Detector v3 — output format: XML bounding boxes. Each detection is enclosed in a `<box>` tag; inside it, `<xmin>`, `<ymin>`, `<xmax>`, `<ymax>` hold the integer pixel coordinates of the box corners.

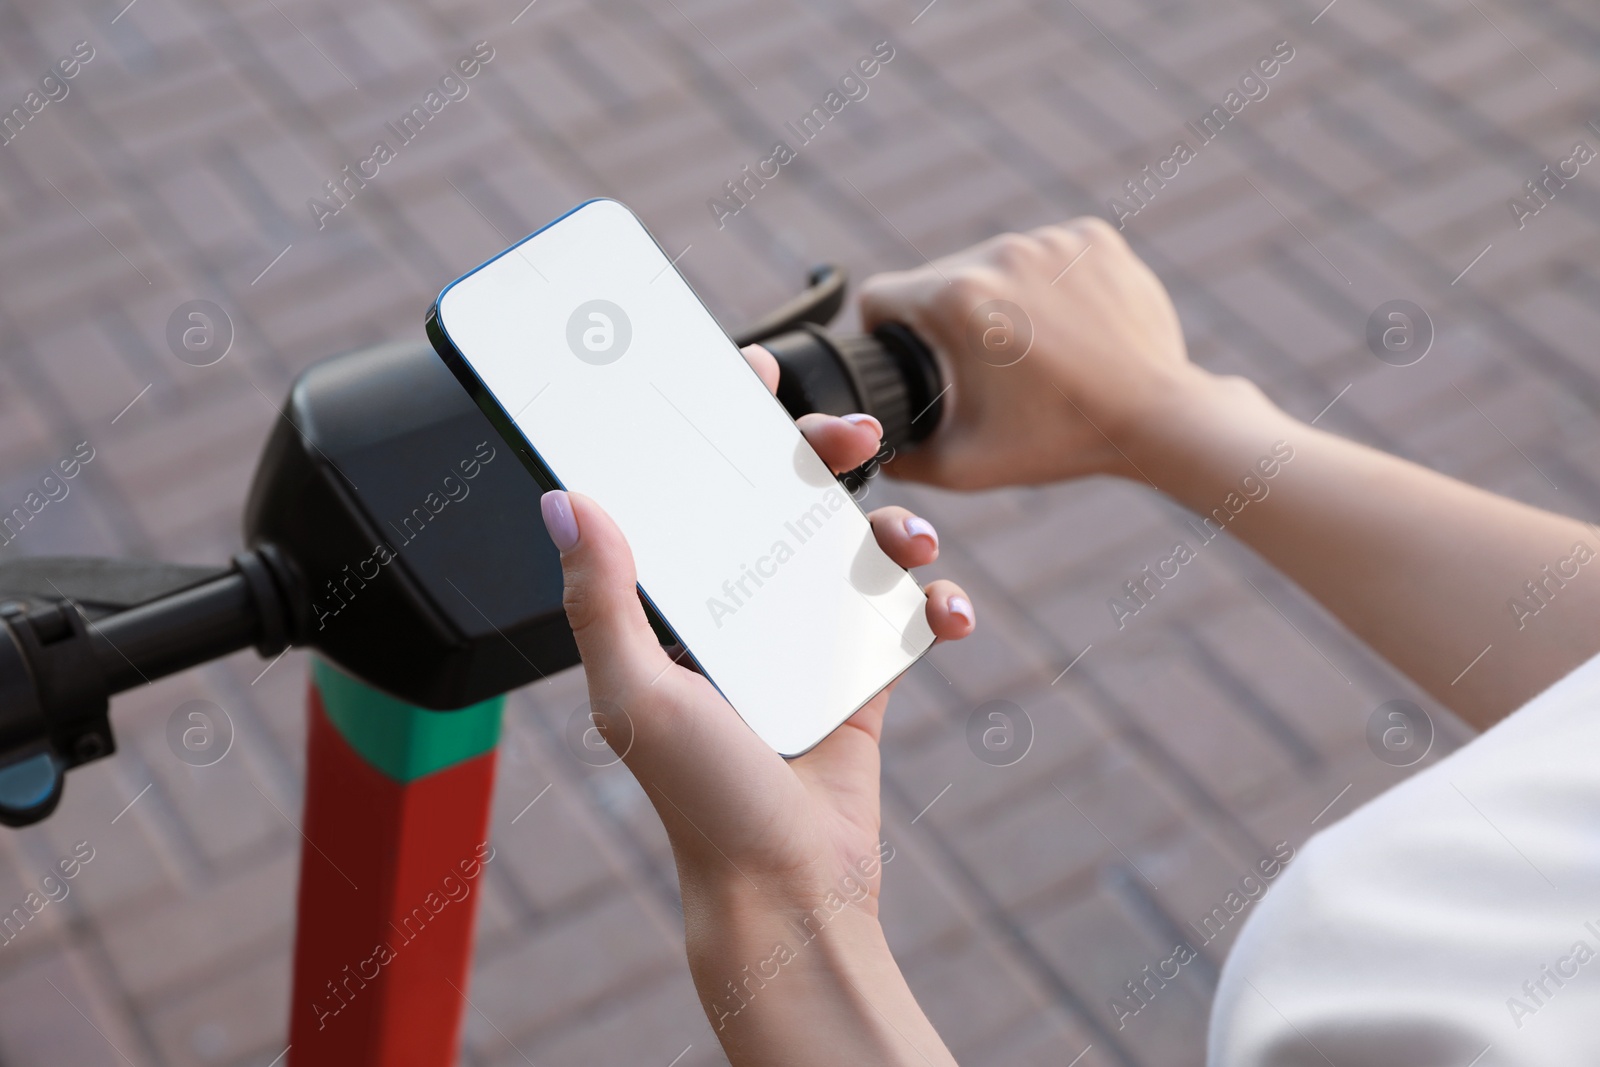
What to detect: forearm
<box><xmin>681</xmin><ymin>878</ymin><xmax>956</xmax><ymax>1067</ymax></box>
<box><xmin>1124</xmin><ymin>371</ymin><xmax>1600</xmax><ymax>730</ymax></box>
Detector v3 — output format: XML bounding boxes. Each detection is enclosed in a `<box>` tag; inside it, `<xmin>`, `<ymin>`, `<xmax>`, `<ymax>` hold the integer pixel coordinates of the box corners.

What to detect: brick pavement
<box><xmin>0</xmin><ymin>0</ymin><xmax>1597</xmax><ymax>1063</ymax></box>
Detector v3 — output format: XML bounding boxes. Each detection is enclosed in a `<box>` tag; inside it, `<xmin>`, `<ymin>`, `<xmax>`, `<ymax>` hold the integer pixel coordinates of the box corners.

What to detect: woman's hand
<box><xmin>859</xmin><ymin>221</ymin><xmax>1600</xmax><ymax>732</ymax></box>
<box><xmin>859</xmin><ymin>216</ymin><xmax>1203</xmax><ymax>490</ymax></box>
<box><xmin>539</xmin><ymin>344</ymin><xmax>968</xmax><ymax>1065</ymax></box>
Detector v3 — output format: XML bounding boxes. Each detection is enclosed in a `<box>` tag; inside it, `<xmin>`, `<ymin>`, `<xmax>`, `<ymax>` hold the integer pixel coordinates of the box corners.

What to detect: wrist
<box><xmin>681</xmin><ymin>871</ymin><xmax>886</xmax><ymax>966</ymax></box>
<box><xmin>683</xmin><ymin>881</ymin><xmax>908</xmax><ymax>1048</ymax></box>
<box><xmin>677</xmin><ymin>863</ymin><xmax>956</xmax><ymax>1065</ymax></box>
<box><xmin>1116</xmin><ymin>367</ymin><xmax>1295</xmax><ymax>504</ymax></box>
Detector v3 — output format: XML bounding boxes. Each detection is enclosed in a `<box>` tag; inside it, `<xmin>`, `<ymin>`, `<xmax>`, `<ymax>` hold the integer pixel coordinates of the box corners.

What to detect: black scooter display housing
<box><xmin>243</xmin><ymin>341</ymin><xmax>576</xmax><ymax>710</ymax></box>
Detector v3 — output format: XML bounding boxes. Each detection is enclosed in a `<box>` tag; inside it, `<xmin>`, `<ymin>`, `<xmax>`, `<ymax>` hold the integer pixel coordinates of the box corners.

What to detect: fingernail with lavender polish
<box><xmin>841</xmin><ymin>413</ymin><xmax>883</xmax><ymax>438</ymax></box>
<box><xmin>904</xmin><ymin>515</ymin><xmax>939</xmax><ymax>549</ymax></box>
<box><xmin>948</xmin><ymin>595</ymin><xmax>974</xmax><ymax>626</ymax></box>
<box><xmin>541</xmin><ymin>490</ymin><xmax>579</xmax><ymax>551</ymax></box>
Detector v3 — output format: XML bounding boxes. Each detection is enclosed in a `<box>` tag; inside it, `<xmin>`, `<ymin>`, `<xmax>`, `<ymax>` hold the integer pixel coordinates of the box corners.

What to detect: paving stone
<box><xmin>884</xmin><ymin>683</ymin><xmax>1106</xmax><ymax>834</ymax></box>
<box><xmin>99</xmin><ymin>851</ymin><xmax>296</xmax><ymax>1003</ymax></box>
<box><xmin>972</xmin><ymin>1005</ymin><xmax>1106</xmax><ymax>1067</ymax></box>
<box><xmin>0</xmin><ymin>945</ymin><xmax>150</xmax><ymax>1067</ymax></box>
<box><xmin>145</xmin><ymin>950</ymin><xmax>291</xmax><ymax>1067</ymax></box>
<box><xmin>488</xmin><ymin>741</ymin><xmax>637</xmax><ymax>916</ymax></box>
<box><xmin>495</xmin><ymin>971</ymin><xmax>717</xmax><ymax>1067</ymax></box>
<box><xmin>1026</xmin><ymin>884</ymin><xmax>1212</xmax><ymax>1067</ymax></box>
<box><xmin>25</xmin><ymin>755</ymin><xmax>185</xmax><ymax>922</ymax></box>
<box><xmin>1088</xmin><ymin>644</ymin><xmax>1300</xmax><ymax>807</ymax></box>
<box><xmin>876</xmin><ymin>827</ymin><xmax>983</xmax><ymax>960</ymax></box>
<box><xmin>462</xmin><ymin>888</ymin><xmax>682</xmax><ymax>1054</ymax></box>
<box><xmin>0</xmin><ymin>832</ymin><xmax>78</xmax><ymax>958</ymax></box>
<box><xmin>937</xmin><ymin>738</ymin><xmax>1195</xmax><ymax>916</ymax></box>
<box><xmin>903</xmin><ymin>926</ymin><xmax>1055</xmax><ymax>1057</ymax></box>
<box><xmin>1190</xmin><ymin>600</ymin><xmax>1388</xmax><ymax>751</ymax></box>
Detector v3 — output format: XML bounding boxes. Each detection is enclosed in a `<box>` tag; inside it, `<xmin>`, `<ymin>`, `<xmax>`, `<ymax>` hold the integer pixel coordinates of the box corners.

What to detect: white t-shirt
<box><xmin>1211</xmin><ymin>652</ymin><xmax>1600</xmax><ymax>1067</ymax></box>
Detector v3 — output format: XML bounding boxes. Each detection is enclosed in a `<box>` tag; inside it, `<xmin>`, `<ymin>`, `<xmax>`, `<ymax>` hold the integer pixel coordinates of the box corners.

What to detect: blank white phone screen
<box><xmin>434</xmin><ymin>199</ymin><xmax>934</xmax><ymax>756</ymax></box>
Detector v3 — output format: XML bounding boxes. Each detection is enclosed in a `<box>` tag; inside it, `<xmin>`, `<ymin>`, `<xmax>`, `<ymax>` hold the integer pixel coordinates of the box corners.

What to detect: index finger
<box><xmin>741</xmin><ymin>343</ymin><xmax>780</xmax><ymax>394</ymax></box>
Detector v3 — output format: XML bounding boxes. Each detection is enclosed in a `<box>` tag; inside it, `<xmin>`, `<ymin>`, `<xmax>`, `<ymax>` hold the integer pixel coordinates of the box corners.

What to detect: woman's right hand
<box><xmin>859</xmin><ymin>216</ymin><xmax>1207</xmax><ymax>490</ymax></box>
<box><xmin>868</xmin><ymin>222</ymin><xmax>1600</xmax><ymax>733</ymax></box>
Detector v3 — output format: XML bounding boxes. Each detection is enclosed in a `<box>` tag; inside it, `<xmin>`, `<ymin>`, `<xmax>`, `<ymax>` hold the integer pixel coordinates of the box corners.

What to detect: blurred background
<box><xmin>0</xmin><ymin>0</ymin><xmax>1597</xmax><ymax>1063</ymax></box>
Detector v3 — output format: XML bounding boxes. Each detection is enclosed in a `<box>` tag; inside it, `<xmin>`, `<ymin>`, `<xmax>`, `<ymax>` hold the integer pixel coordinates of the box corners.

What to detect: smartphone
<box><xmin>426</xmin><ymin>199</ymin><xmax>934</xmax><ymax>756</ymax></box>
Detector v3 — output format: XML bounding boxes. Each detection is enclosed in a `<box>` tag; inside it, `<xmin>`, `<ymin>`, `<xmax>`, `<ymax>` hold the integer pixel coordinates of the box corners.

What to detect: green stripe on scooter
<box><xmin>310</xmin><ymin>658</ymin><xmax>503</xmax><ymax>783</ymax></box>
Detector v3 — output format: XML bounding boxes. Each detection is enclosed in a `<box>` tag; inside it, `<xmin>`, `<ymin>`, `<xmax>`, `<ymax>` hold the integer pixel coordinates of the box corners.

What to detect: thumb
<box><xmin>541</xmin><ymin>490</ymin><xmax>668</xmax><ymax>695</ymax></box>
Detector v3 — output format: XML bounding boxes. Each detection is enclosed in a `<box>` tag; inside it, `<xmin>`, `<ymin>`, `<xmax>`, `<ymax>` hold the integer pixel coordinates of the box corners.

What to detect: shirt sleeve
<box><xmin>1208</xmin><ymin>653</ymin><xmax>1600</xmax><ymax>1067</ymax></box>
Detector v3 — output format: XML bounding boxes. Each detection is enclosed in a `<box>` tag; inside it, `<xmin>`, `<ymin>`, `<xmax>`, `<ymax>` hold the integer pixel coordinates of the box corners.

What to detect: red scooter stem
<box><xmin>288</xmin><ymin>659</ymin><xmax>503</xmax><ymax>1064</ymax></box>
